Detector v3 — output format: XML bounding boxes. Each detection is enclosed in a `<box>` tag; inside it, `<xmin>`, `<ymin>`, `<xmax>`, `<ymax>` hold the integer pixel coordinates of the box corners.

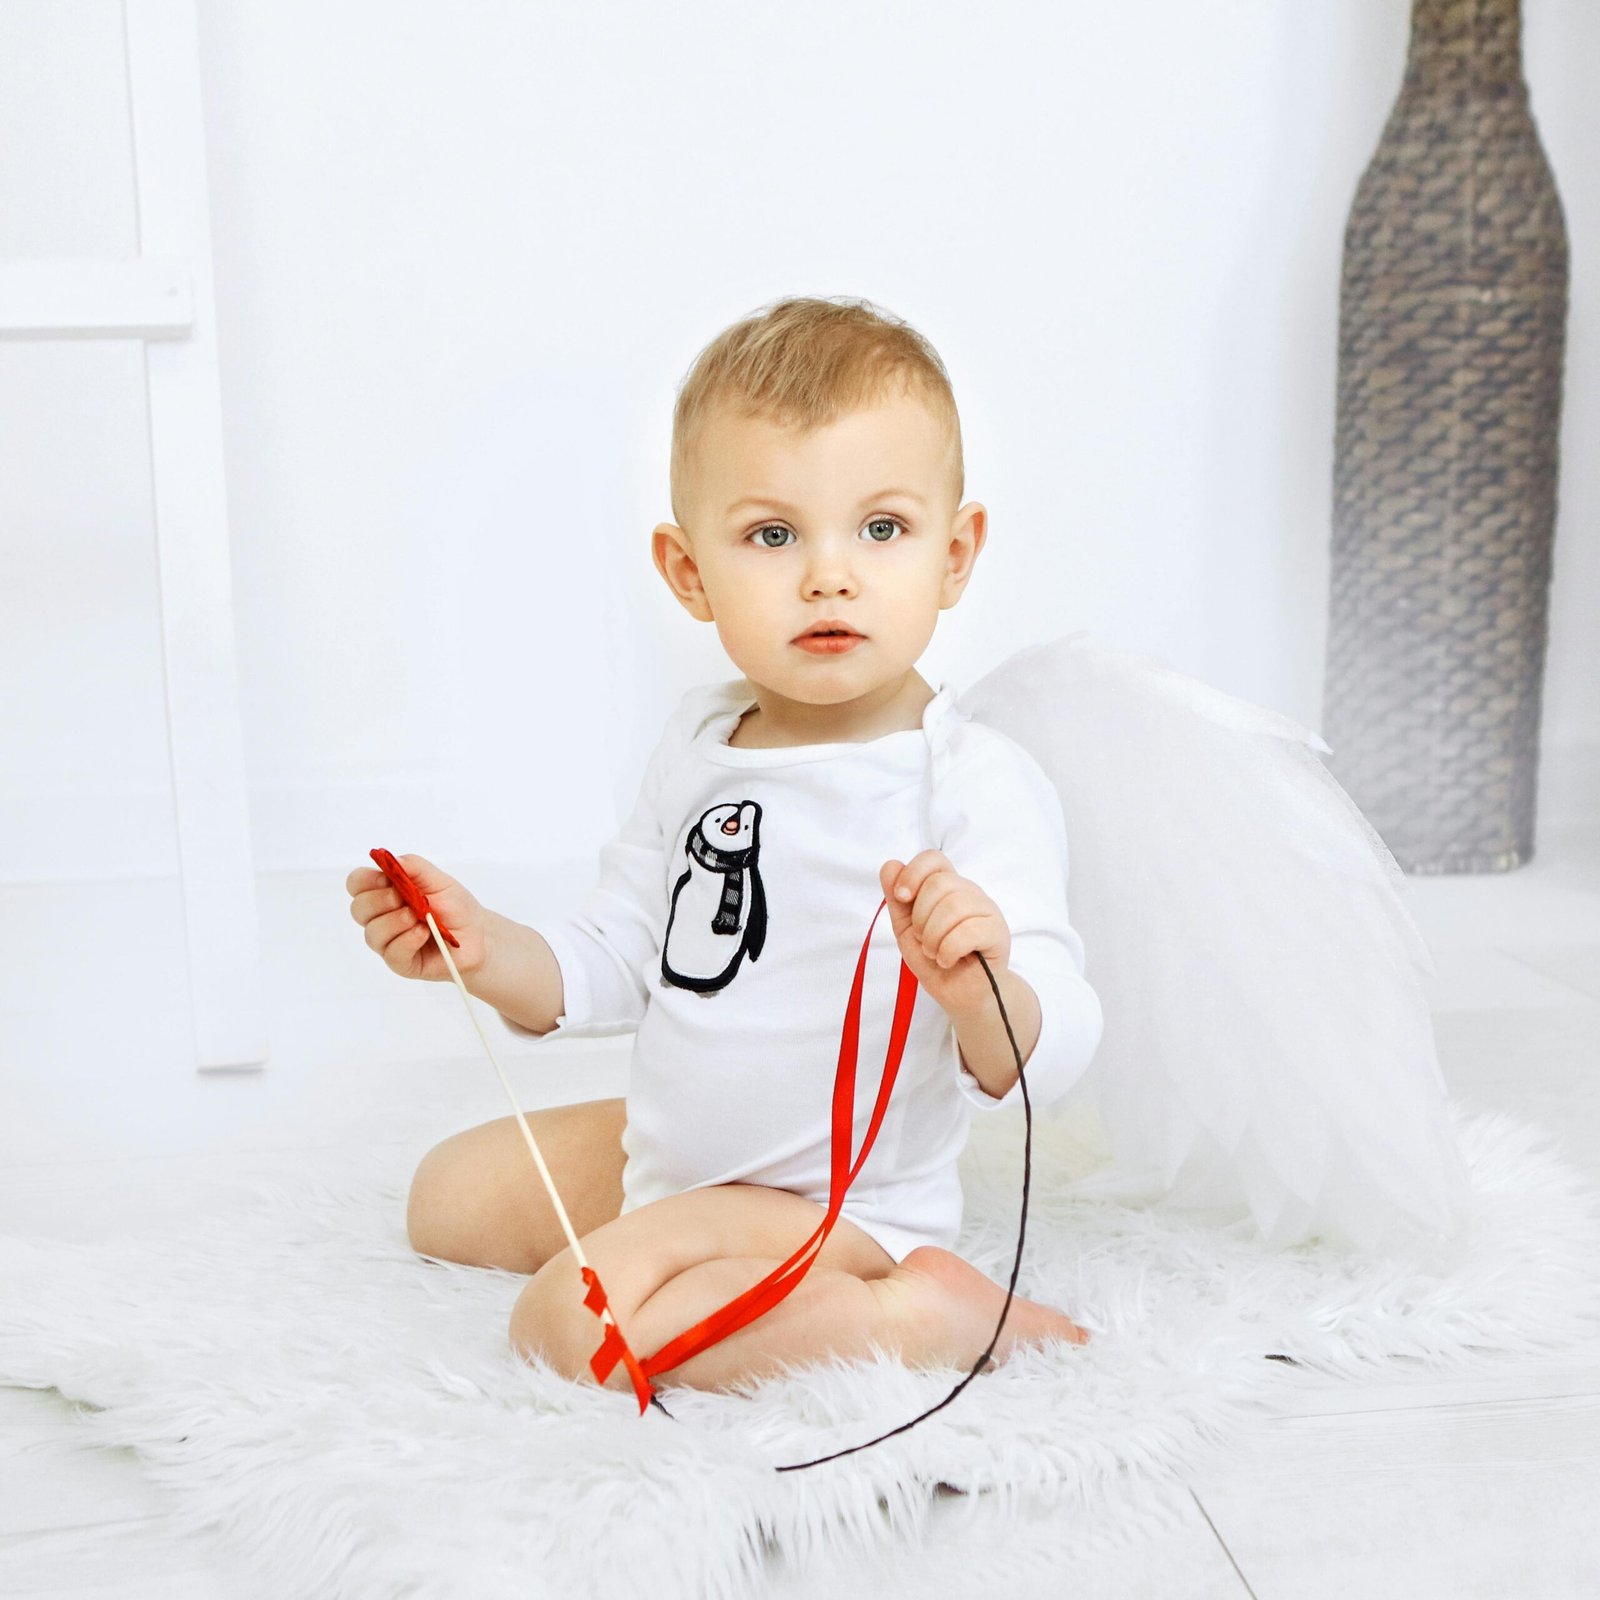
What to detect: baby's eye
<box><xmin>746</xmin><ymin>517</ymin><xmax>906</xmax><ymax>549</ymax></box>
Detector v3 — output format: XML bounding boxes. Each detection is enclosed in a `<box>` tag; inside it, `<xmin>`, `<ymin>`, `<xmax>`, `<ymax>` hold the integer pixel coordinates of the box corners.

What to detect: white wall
<box><xmin>2</xmin><ymin>0</ymin><xmax>1596</xmax><ymax>887</ymax></box>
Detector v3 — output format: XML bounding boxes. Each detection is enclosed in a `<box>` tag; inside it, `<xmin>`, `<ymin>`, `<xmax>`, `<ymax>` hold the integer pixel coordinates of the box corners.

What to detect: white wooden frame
<box><xmin>0</xmin><ymin>0</ymin><xmax>267</xmax><ymax>1069</ymax></box>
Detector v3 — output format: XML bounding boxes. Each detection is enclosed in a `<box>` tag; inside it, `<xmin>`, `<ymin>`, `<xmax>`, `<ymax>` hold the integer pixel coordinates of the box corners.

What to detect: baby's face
<box><xmin>653</xmin><ymin>387</ymin><xmax>985</xmax><ymax>711</ymax></box>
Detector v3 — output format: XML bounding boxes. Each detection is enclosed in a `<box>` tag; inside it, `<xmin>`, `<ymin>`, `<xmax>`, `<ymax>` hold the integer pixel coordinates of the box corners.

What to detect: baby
<box><xmin>347</xmin><ymin>295</ymin><xmax>1105</xmax><ymax>1395</ymax></box>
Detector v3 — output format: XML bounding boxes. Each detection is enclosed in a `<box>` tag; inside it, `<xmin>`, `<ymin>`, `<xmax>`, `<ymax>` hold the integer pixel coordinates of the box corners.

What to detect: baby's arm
<box><xmin>907</xmin><ymin>731</ymin><xmax>1105</xmax><ymax>1113</ymax></box>
<box><xmin>460</xmin><ymin>917</ymin><xmax>567</xmax><ymax>1034</ymax></box>
<box><xmin>346</xmin><ymin>854</ymin><xmax>566</xmax><ymax>1035</ymax></box>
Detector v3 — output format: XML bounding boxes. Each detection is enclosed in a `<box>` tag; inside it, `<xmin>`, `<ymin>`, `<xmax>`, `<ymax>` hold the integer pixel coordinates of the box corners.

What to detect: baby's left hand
<box><xmin>880</xmin><ymin>852</ymin><xmax>1011</xmax><ymax>1018</ymax></box>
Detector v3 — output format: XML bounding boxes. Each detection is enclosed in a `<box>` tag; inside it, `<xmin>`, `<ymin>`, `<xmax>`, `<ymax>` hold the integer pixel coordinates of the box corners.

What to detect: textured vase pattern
<box><xmin>1323</xmin><ymin>0</ymin><xmax>1568</xmax><ymax>873</ymax></box>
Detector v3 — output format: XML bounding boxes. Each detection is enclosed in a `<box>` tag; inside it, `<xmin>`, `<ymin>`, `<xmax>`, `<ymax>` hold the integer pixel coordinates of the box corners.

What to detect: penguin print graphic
<box><xmin>661</xmin><ymin>799</ymin><xmax>768</xmax><ymax>994</ymax></box>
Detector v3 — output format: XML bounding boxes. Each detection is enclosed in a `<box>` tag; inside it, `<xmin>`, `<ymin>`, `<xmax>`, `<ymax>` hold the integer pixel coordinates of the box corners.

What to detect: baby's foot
<box><xmin>888</xmin><ymin>1246</ymin><xmax>1090</xmax><ymax>1370</ymax></box>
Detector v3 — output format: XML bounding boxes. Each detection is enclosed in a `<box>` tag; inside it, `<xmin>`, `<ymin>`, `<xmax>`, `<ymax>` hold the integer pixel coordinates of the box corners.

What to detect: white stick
<box><xmin>425</xmin><ymin>912</ymin><xmax>610</xmax><ymax>1323</ymax></box>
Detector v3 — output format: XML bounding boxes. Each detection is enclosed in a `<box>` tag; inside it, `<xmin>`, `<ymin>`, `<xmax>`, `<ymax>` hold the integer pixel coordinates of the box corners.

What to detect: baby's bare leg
<box><xmin>640</xmin><ymin>1247</ymin><xmax>1093</xmax><ymax>1393</ymax></box>
<box><xmin>627</xmin><ymin>1255</ymin><xmax>913</xmax><ymax>1391</ymax></box>
<box><xmin>407</xmin><ymin>1096</ymin><xmax>627</xmax><ymax>1274</ymax></box>
<box><xmin>508</xmin><ymin>1181</ymin><xmax>902</xmax><ymax>1390</ymax></box>
<box><xmin>510</xmin><ymin>1181</ymin><xmax>1087</xmax><ymax>1396</ymax></box>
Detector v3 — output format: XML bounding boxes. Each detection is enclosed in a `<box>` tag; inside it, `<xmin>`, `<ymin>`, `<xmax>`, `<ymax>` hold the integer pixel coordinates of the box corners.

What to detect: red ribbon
<box><xmin>621</xmin><ymin>897</ymin><xmax>919</xmax><ymax>1384</ymax></box>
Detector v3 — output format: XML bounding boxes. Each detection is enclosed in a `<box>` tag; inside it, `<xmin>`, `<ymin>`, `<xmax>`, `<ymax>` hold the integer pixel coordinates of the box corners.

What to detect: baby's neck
<box><xmin>729</xmin><ymin>673</ymin><xmax>936</xmax><ymax>749</ymax></box>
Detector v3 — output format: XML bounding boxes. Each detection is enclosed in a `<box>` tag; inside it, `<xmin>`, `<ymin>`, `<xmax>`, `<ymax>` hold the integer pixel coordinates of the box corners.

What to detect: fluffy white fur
<box><xmin>2</xmin><ymin>1097</ymin><xmax>1597</xmax><ymax>1600</ymax></box>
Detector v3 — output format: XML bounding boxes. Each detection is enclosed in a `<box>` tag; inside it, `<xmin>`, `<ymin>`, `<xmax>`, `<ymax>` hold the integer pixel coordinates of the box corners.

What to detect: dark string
<box><xmin>643</xmin><ymin>948</ymin><xmax>1035</xmax><ymax>1473</ymax></box>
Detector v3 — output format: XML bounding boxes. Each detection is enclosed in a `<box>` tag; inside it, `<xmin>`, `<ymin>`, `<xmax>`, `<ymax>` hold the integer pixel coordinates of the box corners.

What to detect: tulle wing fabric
<box><xmin>956</xmin><ymin>631</ymin><xmax>1476</xmax><ymax>1254</ymax></box>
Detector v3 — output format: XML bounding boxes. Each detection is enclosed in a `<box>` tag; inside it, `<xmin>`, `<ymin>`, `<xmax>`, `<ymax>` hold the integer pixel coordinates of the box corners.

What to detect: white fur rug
<box><xmin>3</xmin><ymin>1097</ymin><xmax>1599</xmax><ymax>1600</ymax></box>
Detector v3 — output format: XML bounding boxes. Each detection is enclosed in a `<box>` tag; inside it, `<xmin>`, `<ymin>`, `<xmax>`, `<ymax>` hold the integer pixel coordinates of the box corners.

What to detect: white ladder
<box><xmin>0</xmin><ymin>0</ymin><xmax>266</xmax><ymax>1069</ymax></box>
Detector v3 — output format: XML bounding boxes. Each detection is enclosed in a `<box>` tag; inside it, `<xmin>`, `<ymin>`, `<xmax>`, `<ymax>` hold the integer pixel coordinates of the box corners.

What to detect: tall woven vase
<box><xmin>1322</xmin><ymin>0</ymin><xmax>1568</xmax><ymax>873</ymax></box>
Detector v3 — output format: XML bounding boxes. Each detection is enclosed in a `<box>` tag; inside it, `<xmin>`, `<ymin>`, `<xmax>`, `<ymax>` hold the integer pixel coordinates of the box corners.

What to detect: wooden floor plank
<box><xmin>0</xmin><ymin>1388</ymin><xmax>175</xmax><ymax>1539</ymax></box>
<box><xmin>0</xmin><ymin>1516</ymin><xmax>232</xmax><ymax>1598</ymax></box>
<box><xmin>761</xmin><ymin>1485</ymin><xmax>1256</xmax><ymax>1600</ymax></box>
<box><xmin>1193</xmin><ymin>1396</ymin><xmax>1600</xmax><ymax>1600</ymax></box>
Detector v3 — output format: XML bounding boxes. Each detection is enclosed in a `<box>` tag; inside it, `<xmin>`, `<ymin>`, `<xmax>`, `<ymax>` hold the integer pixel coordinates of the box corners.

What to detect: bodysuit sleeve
<box><xmin>499</xmin><ymin>687</ymin><xmax>713</xmax><ymax>1040</ymax></box>
<box><xmin>936</xmin><ymin>726</ymin><xmax>1104</xmax><ymax>1112</ymax></box>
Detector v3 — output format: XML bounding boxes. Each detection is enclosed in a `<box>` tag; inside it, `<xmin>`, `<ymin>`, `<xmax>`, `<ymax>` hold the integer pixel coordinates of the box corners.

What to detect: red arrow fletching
<box><xmin>369</xmin><ymin>847</ymin><xmax>460</xmax><ymax>948</ymax></box>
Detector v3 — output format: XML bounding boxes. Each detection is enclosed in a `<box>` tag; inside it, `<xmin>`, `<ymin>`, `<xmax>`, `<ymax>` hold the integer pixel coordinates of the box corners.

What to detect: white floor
<box><xmin>4</xmin><ymin>828</ymin><xmax>1600</xmax><ymax>1599</ymax></box>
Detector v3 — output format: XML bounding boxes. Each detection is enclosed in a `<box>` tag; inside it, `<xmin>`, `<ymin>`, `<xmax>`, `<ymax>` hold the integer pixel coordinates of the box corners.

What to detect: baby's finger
<box><xmin>892</xmin><ymin>849</ymin><xmax>953</xmax><ymax>906</ymax></box>
<box><xmin>908</xmin><ymin>872</ymin><xmax>962</xmax><ymax>940</ymax></box>
<box><xmin>395</xmin><ymin>853</ymin><xmax>453</xmax><ymax>896</ymax></box>
<box><xmin>917</xmin><ymin>891</ymin><xmax>973</xmax><ymax>953</ymax></box>
<box><xmin>383</xmin><ymin>920</ymin><xmax>433</xmax><ymax>972</ymax></box>
<box><xmin>346</xmin><ymin>866</ymin><xmax>388</xmax><ymax>897</ymax></box>
<box><xmin>349</xmin><ymin>886</ymin><xmax>401</xmax><ymax>926</ymax></box>
<box><xmin>363</xmin><ymin>904</ymin><xmax>418</xmax><ymax>954</ymax></box>
<box><xmin>930</xmin><ymin>913</ymin><xmax>985</xmax><ymax>968</ymax></box>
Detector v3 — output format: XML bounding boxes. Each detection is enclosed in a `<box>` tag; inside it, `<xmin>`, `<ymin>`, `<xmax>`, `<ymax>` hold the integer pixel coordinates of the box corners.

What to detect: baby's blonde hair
<box><xmin>669</xmin><ymin>294</ymin><xmax>964</xmax><ymax>530</ymax></box>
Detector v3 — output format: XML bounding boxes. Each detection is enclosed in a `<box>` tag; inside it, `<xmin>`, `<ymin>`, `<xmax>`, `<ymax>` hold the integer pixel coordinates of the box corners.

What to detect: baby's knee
<box><xmin>508</xmin><ymin>1248</ymin><xmax>588</xmax><ymax>1378</ymax></box>
<box><xmin>406</xmin><ymin>1137</ymin><xmax>477</xmax><ymax>1264</ymax></box>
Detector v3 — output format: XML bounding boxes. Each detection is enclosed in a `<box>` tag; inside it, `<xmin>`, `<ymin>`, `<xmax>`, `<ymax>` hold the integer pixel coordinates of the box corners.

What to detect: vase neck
<box><xmin>1405</xmin><ymin>0</ymin><xmax>1525</xmax><ymax>93</ymax></box>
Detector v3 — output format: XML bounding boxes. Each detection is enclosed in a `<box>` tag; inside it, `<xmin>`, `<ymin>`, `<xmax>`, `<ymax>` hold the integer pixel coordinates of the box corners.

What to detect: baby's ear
<box><xmin>651</xmin><ymin>525</ymin><xmax>713</xmax><ymax>619</ymax></box>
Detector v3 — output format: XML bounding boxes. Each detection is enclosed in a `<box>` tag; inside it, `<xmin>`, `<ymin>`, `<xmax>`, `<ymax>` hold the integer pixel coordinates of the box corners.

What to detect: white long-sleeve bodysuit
<box><xmin>506</xmin><ymin>677</ymin><xmax>1105</xmax><ymax>1266</ymax></box>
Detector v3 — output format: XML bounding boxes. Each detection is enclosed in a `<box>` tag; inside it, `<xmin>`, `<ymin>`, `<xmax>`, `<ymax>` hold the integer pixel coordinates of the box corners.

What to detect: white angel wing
<box><xmin>956</xmin><ymin>630</ymin><xmax>1476</xmax><ymax>1254</ymax></box>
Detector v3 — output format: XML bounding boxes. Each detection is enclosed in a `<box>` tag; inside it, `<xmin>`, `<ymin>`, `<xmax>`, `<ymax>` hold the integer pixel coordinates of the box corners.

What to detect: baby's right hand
<box><xmin>346</xmin><ymin>853</ymin><xmax>489</xmax><ymax>982</ymax></box>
